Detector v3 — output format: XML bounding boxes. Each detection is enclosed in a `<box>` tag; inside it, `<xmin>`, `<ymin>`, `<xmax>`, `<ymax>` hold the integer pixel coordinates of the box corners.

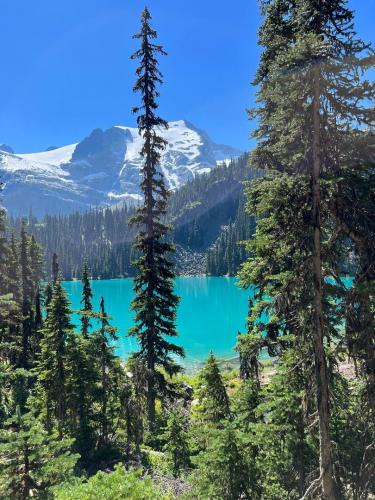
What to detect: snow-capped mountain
<box><xmin>0</xmin><ymin>120</ymin><xmax>241</xmax><ymax>216</ymax></box>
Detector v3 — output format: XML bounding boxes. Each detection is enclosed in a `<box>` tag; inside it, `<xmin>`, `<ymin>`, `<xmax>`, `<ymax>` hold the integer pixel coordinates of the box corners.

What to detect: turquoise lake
<box><xmin>63</xmin><ymin>277</ymin><xmax>250</xmax><ymax>366</ymax></box>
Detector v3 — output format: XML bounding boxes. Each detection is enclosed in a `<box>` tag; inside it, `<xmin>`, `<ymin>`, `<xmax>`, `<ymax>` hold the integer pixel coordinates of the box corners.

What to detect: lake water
<box><xmin>63</xmin><ymin>277</ymin><xmax>250</xmax><ymax>366</ymax></box>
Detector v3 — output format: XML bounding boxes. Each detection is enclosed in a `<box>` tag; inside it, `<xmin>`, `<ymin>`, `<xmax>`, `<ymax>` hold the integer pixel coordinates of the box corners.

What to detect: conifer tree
<box><xmin>0</xmin><ymin>408</ymin><xmax>78</xmax><ymax>499</ymax></box>
<box><xmin>19</xmin><ymin>222</ymin><xmax>33</xmax><ymax>374</ymax></box>
<box><xmin>52</xmin><ymin>252</ymin><xmax>59</xmax><ymax>283</ymax></box>
<box><xmin>29</xmin><ymin>236</ymin><xmax>43</xmax><ymax>291</ymax></box>
<box><xmin>233</xmin><ymin>378</ymin><xmax>261</xmax><ymax>434</ymax></box>
<box><xmin>0</xmin><ymin>190</ymin><xmax>19</xmax><ymax>421</ymax></box>
<box><xmin>121</xmin><ymin>359</ymin><xmax>147</xmax><ymax>461</ymax></box>
<box><xmin>7</xmin><ymin>234</ymin><xmax>21</xmax><ymax>305</ymax></box>
<box><xmin>0</xmin><ymin>193</ymin><xmax>12</xmax><ymax>329</ymax></box>
<box><xmin>28</xmin><ymin>236</ymin><xmax>44</xmax><ymax>360</ymax></box>
<box><xmin>65</xmin><ymin>331</ymin><xmax>96</xmax><ymax>466</ymax></box>
<box><xmin>80</xmin><ymin>262</ymin><xmax>93</xmax><ymax>337</ymax></box>
<box><xmin>94</xmin><ymin>296</ymin><xmax>118</xmax><ymax>447</ymax></box>
<box><xmin>246</xmin><ymin>1</ymin><xmax>374</xmax><ymax>497</ymax></box>
<box><xmin>0</xmin><ymin>187</ymin><xmax>9</xmax><ymax>293</ymax></box>
<box><xmin>193</xmin><ymin>422</ymin><xmax>251</xmax><ymax>499</ymax></box>
<box><xmin>34</xmin><ymin>287</ymin><xmax>42</xmax><ymax>333</ymax></box>
<box><xmin>60</xmin><ymin>276</ymin><xmax>98</xmax><ymax>466</ymax></box>
<box><xmin>198</xmin><ymin>353</ymin><xmax>230</xmax><ymax>424</ymax></box>
<box><xmin>254</xmin><ymin>351</ymin><xmax>314</xmax><ymax>498</ymax></box>
<box><xmin>44</xmin><ymin>253</ymin><xmax>60</xmax><ymax>311</ymax></box>
<box><xmin>163</xmin><ymin>409</ymin><xmax>191</xmax><ymax>477</ymax></box>
<box><xmin>44</xmin><ymin>282</ymin><xmax>53</xmax><ymax>309</ymax></box>
<box><xmin>35</xmin><ymin>280</ymin><xmax>73</xmax><ymax>437</ymax></box>
<box><xmin>129</xmin><ymin>7</ymin><xmax>184</xmax><ymax>429</ymax></box>
<box><xmin>334</xmin><ymin>166</ymin><xmax>375</xmax><ymax>419</ymax></box>
<box><xmin>14</xmin><ymin>222</ymin><xmax>36</xmax><ymax>409</ymax></box>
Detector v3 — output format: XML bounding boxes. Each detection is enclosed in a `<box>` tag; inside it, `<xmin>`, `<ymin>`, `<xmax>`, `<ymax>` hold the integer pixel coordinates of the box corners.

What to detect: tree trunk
<box><xmin>296</xmin><ymin>406</ymin><xmax>306</xmax><ymax>495</ymax></box>
<box><xmin>57</xmin><ymin>339</ymin><xmax>65</xmax><ymax>440</ymax></box>
<box><xmin>21</xmin><ymin>445</ymin><xmax>32</xmax><ymax>500</ymax></box>
<box><xmin>311</xmin><ymin>64</ymin><xmax>338</xmax><ymax>500</ymax></box>
<box><xmin>147</xmin><ymin>357</ymin><xmax>156</xmax><ymax>430</ymax></box>
<box><xmin>102</xmin><ymin>369</ymin><xmax>108</xmax><ymax>444</ymax></box>
<box><xmin>145</xmin><ymin>129</ymin><xmax>156</xmax><ymax>431</ymax></box>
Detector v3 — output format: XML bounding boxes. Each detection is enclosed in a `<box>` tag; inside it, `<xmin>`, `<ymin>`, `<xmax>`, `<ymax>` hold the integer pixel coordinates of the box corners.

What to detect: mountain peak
<box><xmin>0</xmin><ymin>144</ymin><xmax>14</xmax><ymax>154</ymax></box>
<box><xmin>0</xmin><ymin>121</ymin><xmax>242</xmax><ymax>217</ymax></box>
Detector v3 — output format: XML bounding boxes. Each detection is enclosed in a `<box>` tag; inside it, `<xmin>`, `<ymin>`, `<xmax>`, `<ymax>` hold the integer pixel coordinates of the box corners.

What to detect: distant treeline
<box><xmin>8</xmin><ymin>155</ymin><xmax>262</xmax><ymax>279</ymax></box>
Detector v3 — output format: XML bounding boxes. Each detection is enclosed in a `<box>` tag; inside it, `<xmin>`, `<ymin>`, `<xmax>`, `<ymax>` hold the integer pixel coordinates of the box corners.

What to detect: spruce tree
<box><xmin>129</xmin><ymin>7</ymin><xmax>184</xmax><ymax>430</ymax></box>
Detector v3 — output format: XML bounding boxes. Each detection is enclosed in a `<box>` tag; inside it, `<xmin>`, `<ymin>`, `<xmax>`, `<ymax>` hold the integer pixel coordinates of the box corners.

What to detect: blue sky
<box><xmin>0</xmin><ymin>0</ymin><xmax>373</xmax><ymax>153</ymax></box>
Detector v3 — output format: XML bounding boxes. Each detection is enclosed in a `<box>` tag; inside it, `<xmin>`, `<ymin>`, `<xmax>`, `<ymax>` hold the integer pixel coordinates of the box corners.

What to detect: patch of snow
<box><xmin>0</xmin><ymin>152</ymin><xmax>69</xmax><ymax>176</ymax></box>
<box><xmin>18</xmin><ymin>143</ymin><xmax>77</xmax><ymax>166</ymax></box>
<box><xmin>108</xmin><ymin>191</ymin><xmax>142</xmax><ymax>201</ymax></box>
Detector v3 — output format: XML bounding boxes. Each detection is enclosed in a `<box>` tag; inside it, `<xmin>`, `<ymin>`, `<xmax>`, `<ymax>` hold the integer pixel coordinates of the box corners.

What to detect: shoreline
<box><xmin>63</xmin><ymin>274</ymin><xmax>236</xmax><ymax>283</ymax></box>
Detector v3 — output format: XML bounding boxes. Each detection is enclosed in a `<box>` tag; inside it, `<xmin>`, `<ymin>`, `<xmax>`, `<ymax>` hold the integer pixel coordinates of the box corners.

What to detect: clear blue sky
<box><xmin>0</xmin><ymin>0</ymin><xmax>373</xmax><ymax>153</ymax></box>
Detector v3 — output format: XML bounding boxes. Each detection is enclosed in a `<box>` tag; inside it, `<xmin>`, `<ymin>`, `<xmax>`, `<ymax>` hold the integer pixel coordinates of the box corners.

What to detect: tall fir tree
<box><xmin>129</xmin><ymin>7</ymin><xmax>184</xmax><ymax>429</ymax></box>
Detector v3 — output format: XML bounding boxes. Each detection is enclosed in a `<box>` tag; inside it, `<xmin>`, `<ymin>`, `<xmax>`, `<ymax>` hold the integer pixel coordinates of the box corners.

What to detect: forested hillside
<box><xmin>8</xmin><ymin>154</ymin><xmax>261</xmax><ymax>279</ymax></box>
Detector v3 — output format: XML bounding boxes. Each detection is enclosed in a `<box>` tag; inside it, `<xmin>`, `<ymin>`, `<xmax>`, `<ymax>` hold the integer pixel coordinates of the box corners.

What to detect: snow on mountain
<box><xmin>18</xmin><ymin>143</ymin><xmax>77</xmax><ymax>166</ymax></box>
<box><xmin>0</xmin><ymin>120</ymin><xmax>241</xmax><ymax>217</ymax></box>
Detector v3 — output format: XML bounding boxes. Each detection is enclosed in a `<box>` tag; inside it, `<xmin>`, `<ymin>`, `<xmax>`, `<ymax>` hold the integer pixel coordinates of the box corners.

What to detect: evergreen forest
<box><xmin>0</xmin><ymin>2</ymin><xmax>374</xmax><ymax>499</ymax></box>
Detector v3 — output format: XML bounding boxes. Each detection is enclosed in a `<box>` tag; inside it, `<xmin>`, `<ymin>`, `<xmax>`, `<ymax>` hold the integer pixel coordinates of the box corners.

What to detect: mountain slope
<box><xmin>8</xmin><ymin>154</ymin><xmax>262</xmax><ymax>278</ymax></box>
<box><xmin>0</xmin><ymin>120</ymin><xmax>241</xmax><ymax>217</ymax></box>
